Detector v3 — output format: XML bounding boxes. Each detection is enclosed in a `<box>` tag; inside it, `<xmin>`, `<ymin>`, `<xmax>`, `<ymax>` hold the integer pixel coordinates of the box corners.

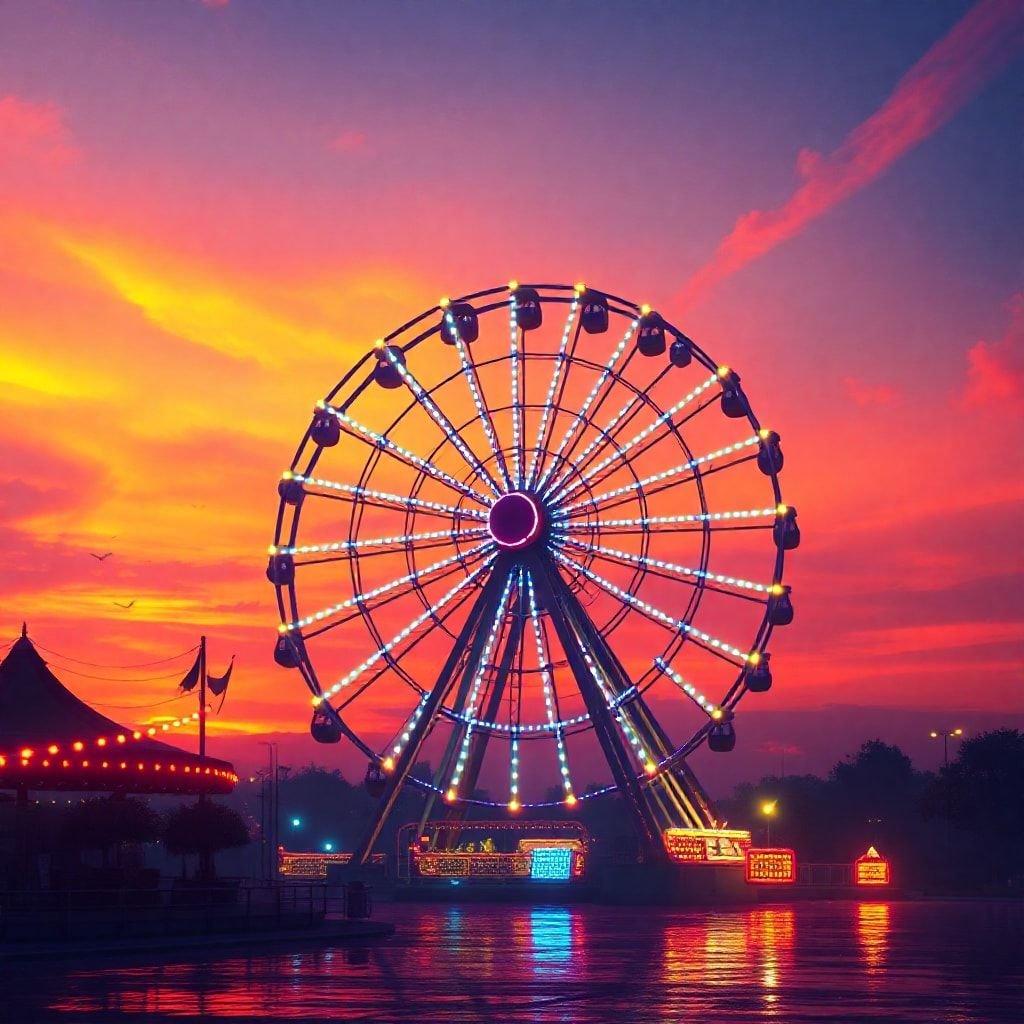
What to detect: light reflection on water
<box><xmin>13</xmin><ymin>900</ymin><xmax>1024</xmax><ymax>1023</ymax></box>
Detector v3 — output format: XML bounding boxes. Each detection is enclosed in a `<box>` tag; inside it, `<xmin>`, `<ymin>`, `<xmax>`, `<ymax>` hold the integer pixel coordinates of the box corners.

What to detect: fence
<box><xmin>0</xmin><ymin>882</ymin><xmax>346</xmax><ymax>943</ymax></box>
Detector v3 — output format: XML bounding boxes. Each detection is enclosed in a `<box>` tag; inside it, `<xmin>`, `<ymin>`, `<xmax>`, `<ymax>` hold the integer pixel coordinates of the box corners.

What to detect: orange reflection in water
<box><xmin>857</xmin><ymin>901</ymin><xmax>891</xmax><ymax>974</ymax></box>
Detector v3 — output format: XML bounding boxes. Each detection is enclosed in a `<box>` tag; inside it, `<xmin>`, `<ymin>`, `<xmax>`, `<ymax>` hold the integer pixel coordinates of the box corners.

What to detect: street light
<box><xmin>323</xmin><ymin>841</ymin><xmax>334</xmax><ymax>852</ymax></box>
<box><xmin>760</xmin><ymin>799</ymin><xmax>777</xmax><ymax>847</ymax></box>
<box><xmin>929</xmin><ymin>727</ymin><xmax>964</xmax><ymax>769</ymax></box>
<box><xmin>291</xmin><ymin>817</ymin><xmax>302</xmax><ymax>828</ymax></box>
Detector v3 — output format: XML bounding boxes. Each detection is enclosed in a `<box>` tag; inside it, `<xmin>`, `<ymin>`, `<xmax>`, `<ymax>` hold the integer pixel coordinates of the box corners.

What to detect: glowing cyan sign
<box><xmin>855</xmin><ymin>846</ymin><xmax>891</xmax><ymax>886</ymax></box>
<box><xmin>530</xmin><ymin>847</ymin><xmax>573</xmax><ymax>881</ymax></box>
<box><xmin>745</xmin><ymin>848</ymin><xmax>797</xmax><ymax>884</ymax></box>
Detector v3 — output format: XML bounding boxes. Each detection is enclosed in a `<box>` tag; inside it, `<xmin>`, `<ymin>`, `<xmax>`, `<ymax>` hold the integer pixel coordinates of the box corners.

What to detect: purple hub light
<box><xmin>488</xmin><ymin>491</ymin><xmax>544</xmax><ymax>551</ymax></box>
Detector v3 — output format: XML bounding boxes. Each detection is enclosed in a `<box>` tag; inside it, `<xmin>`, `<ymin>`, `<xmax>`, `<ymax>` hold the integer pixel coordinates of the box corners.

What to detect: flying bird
<box><xmin>113</xmin><ymin>600</ymin><xmax>136</xmax><ymax>610</ymax></box>
<box><xmin>90</xmin><ymin>552</ymin><xmax>114</xmax><ymax>561</ymax></box>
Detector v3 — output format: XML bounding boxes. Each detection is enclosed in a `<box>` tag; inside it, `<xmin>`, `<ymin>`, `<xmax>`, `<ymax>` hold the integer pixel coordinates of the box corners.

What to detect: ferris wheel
<box><xmin>267</xmin><ymin>282</ymin><xmax>798</xmax><ymax>859</ymax></box>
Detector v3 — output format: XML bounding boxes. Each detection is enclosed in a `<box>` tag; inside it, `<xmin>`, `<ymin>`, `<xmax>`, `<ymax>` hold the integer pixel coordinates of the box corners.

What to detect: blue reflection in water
<box><xmin>530</xmin><ymin>907</ymin><xmax>572</xmax><ymax>967</ymax></box>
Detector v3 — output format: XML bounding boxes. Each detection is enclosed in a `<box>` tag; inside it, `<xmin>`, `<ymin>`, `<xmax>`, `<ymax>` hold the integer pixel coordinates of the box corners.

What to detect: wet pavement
<box><xmin>6</xmin><ymin>899</ymin><xmax>1023</xmax><ymax>1023</ymax></box>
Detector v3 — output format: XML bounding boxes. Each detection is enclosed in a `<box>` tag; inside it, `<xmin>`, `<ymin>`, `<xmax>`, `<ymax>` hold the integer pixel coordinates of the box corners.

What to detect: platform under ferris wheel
<box><xmin>267</xmin><ymin>281</ymin><xmax>799</xmax><ymax>862</ymax></box>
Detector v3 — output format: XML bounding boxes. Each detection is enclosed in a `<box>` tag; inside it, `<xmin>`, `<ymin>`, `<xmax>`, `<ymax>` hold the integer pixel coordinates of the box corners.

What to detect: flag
<box><xmin>208</xmin><ymin>657</ymin><xmax>234</xmax><ymax>697</ymax></box>
<box><xmin>179</xmin><ymin>650</ymin><xmax>202</xmax><ymax>692</ymax></box>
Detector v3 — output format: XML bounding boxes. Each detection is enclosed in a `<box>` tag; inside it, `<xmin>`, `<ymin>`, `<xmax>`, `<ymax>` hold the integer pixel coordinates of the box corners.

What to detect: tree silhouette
<box><xmin>60</xmin><ymin>796</ymin><xmax>159</xmax><ymax>868</ymax></box>
<box><xmin>163</xmin><ymin>800</ymin><xmax>250</xmax><ymax>881</ymax></box>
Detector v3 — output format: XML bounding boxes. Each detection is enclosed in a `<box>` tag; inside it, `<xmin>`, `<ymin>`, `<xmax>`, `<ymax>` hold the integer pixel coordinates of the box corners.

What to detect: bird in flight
<box><xmin>90</xmin><ymin>552</ymin><xmax>114</xmax><ymax>561</ymax></box>
<box><xmin>113</xmin><ymin>600</ymin><xmax>136</xmax><ymax>610</ymax></box>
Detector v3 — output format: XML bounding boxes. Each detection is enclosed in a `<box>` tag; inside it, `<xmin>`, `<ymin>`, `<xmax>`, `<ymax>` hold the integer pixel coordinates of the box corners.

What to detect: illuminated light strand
<box><xmin>525</xmin><ymin>570</ymin><xmax>575</xmax><ymax>800</ymax></box>
<box><xmin>0</xmin><ymin>754</ymin><xmax>237</xmax><ymax>783</ymax></box>
<box><xmin>653</xmin><ymin>657</ymin><xmax>722</xmax><ymax>718</ymax></box>
<box><xmin>552</xmin><ymin>549</ymin><xmax>753</xmax><ymax>663</ymax></box>
<box><xmin>8</xmin><ymin>718</ymin><xmax>199</xmax><ymax>764</ymax></box>
<box><xmin>536</xmin><ymin>318</ymin><xmax>639</xmax><ymax>494</ymax></box>
<box><xmin>320</xmin><ymin>402</ymin><xmax>491</xmax><ymax>506</ymax></box>
<box><xmin>447</xmin><ymin>573</ymin><xmax>517</xmax><ymax>799</ymax></box>
<box><xmin>280</xmin><ymin>540</ymin><xmax>493</xmax><ymax>632</ymax></box>
<box><xmin>578</xmin><ymin>647</ymin><xmax>652</xmax><ymax>772</ymax></box>
<box><xmin>288</xmin><ymin>473</ymin><xmax>488</xmax><ymax>521</ymax></box>
<box><xmin>559</xmin><ymin>508</ymin><xmax>780</xmax><ymax>531</ymax></box>
<box><xmin>386</xmin><ymin>692</ymin><xmax>430</xmax><ymax>767</ymax></box>
<box><xmin>509</xmin><ymin>734</ymin><xmax>520</xmax><ymax>810</ymax></box>
<box><xmin>273</xmin><ymin>527</ymin><xmax>488</xmax><ymax>557</ymax></box>
<box><xmin>551</xmin><ymin>374</ymin><xmax>719</xmax><ymax>504</ymax></box>
<box><xmin>560</xmin><ymin>436</ymin><xmax>760</xmax><ymax>515</ymax></box>
<box><xmin>382</xmin><ymin>346</ymin><xmax>502</xmax><ymax>498</ymax></box>
<box><xmin>564</xmin><ymin>538</ymin><xmax>773</xmax><ymax>593</ymax></box>
<box><xmin>317</xmin><ymin>555</ymin><xmax>496</xmax><ymax>702</ymax></box>
<box><xmin>524</xmin><ymin>297</ymin><xmax>580</xmax><ymax>490</ymax></box>
<box><xmin>508</xmin><ymin>289</ymin><xmax>522</xmax><ymax>487</ymax></box>
<box><xmin>442</xmin><ymin>311</ymin><xmax>512</xmax><ymax>491</ymax></box>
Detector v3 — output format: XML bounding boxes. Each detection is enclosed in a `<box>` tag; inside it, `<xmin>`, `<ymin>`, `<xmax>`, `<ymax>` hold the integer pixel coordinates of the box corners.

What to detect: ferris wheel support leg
<box><xmin>528</xmin><ymin>556</ymin><xmax>663</xmax><ymax>855</ymax></box>
<box><xmin>350</xmin><ymin>563</ymin><xmax>512</xmax><ymax>865</ymax></box>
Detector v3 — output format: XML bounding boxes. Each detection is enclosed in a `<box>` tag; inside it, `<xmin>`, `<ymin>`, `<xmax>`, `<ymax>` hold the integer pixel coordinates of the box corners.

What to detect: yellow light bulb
<box><xmin>717</xmin><ymin>365</ymin><xmax>730</xmax><ymax>378</ymax></box>
<box><xmin>640</xmin><ymin>303</ymin><xmax>652</xmax><ymax>316</ymax></box>
<box><xmin>374</xmin><ymin>337</ymin><xmax>385</xmax><ymax>350</ymax></box>
<box><xmin>748</xmin><ymin>650</ymin><xmax>762</xmax><ymax>665</ymax></box>
<box><xmin>573</xmin><ymin>281</ymin><xmax>586</xmax><ymax>294</ymax></box>
<box><xmin>383</xmin><ymin>756</ymin><xmax>395</xmax><ymax>771</ymax></box>
<box><xmin>711</xmin><ymin>708</ymin><xmax>724</xmax><ymax>721</ymax></box>
<box><xmin>770</xmin><ymin>583</ymin><xmax>784</xmax><ymax>596</ymax></box>
<box><xmin>508</xmin><ymin>799</ymin><xmax>521</xmax><ymax>812</ymax></box>
<box><xmin>439</xmin><ymin>296</ymin><xmax>451</xmax><ymax>309</ymax></box>
<box><xmin>565</xmin><ymin>794</ymin><xmax>578</xmax><ymax>807</ymax></box>
<box><xmin>508</xmin><ymin>279</ymin><xmax>519</xmax><ymax>291</ymax></box>
<box><xmin>644</xmin><ymin>761</ymin><xmax>657</xmax><ymax>776</ymax></box>
<box><xmin>311</xmin><ymin>695</ymin><xmax>322</xmax><ymax>707</ymax></box>
<box><xmin>281</xmin><ymin>470</ymin><xmax>293</xmax><ymax>480</ymax></box>
<box><xmin>267</xmin><ymin>544</ymin><xmax>277</xmax><ymax>555</ymax></box>
<box><xmin>445</xmin><ymin>788</ymin><xmax>456</xmax><ymax>802</ymax></box>
<box><xmin>776</xmin><ymin>503</ymin><xmax>788</xmax><ymax>516</ymax></box>
<box><xmin>759</xmin><ymin>427</ymin><xmax>771</xmax><ymax>440</ymax></box>
<box><xmin>761</xmin><ymin>800</ymin><xmax>777</xmax><ymax>816</ymax></box>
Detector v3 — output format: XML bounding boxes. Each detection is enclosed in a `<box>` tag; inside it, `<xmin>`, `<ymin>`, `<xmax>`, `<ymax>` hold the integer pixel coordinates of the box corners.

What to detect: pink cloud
<box><xmin>673</xmin><ymin>0</ymin><xmax>1024</xmax><ymax>311</ymax></box>
<box><xmin>842</xmin><ymin>377</ymin><xmax>899</xmax><ymax>407</ymax></box>
<box><xmin>961</xmin><ymin>292</ymin><xmax>1024</xmax><ymax>414</ymax></box>
<box><xmin>328</xmin><ymin>130</ymin><xmax>368</xmax><ymax>155</ymax></box>
<box><xmin>0</xmin><ymin>95</ymin><xmax>78</xmax><ymax>170</ymax></box>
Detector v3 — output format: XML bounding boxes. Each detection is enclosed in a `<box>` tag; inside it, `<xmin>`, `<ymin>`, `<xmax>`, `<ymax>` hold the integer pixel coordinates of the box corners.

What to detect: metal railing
<box><xmin>0</xmin><ymin>882</ymin><xmax>349</xmax><ymax>943</ymax></box>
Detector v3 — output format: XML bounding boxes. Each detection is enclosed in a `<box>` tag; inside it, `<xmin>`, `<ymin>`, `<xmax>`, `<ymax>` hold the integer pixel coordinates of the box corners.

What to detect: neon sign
<box><xmin>855</xmin><ymin>846</ymin><xmax>891</xmax><ymax>886</ymax></box>
<box><xmin>745</xmin><ymin>848</ymin><xmax>796</xmax><ymax>884</ymax></box>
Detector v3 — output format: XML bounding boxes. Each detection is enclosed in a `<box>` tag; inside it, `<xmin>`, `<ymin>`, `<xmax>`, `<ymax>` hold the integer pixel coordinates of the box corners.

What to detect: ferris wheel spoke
<box><xmin>441</xmin><ymin>306</ymin><xmax>513</xmax><ymax>490</ymax></box>
<box><xmin>318</xmin><ymin>402</ymin><xmax>492</xmax><ymax>507</ymax></box>
<box><xmin>653</xmin><ymin>657</ymin><xmax>724</xmax><ymax>722</ymax></box>
<box><xmin>556</xmin><ymin>435</ymin><xmax>760</xmax><ymax>518</ymax></box>
<box><xmin>445</xmin><ymin>571</ymin><xmax>518</xmax><ymax>800</ymax></box>
<box><xmin>275</xmin><ymin>526</ymin><xmax>489</xmax><ymax>558</ymax></box>
<box><xmin>281</xmin><ymin>539</ymin><xmax>494</xmax><ymax>634</ymax></box>
<box><xmin>316</xmin><ymin>553</ymin><xmax>496</xmax><ymax>704</ymax></box>
<box><xmin>551</xmin><ymin>548</ymin><xmax>755</xmax><ymax>667</ymax></box>
<box><xmin>508</xmin><ymin>292</ymin><xmax>523</xmax><ymax>487</ymax></box>
<box><xmin>524</xmin><ymin>569</ymin><xmax>576</xmax><ymax>803</ymax></box>
<box><xmin>524</xmin><ymin>295</ymin><xmax>581</xmax><ymax>490</ymax></box>
<box><xmin>551</xmin><ymin>373</ymin><xmax>719</xmax><ymax>504</ymax></box>
<box><xmin>559</xmin><ymin>507</ymin><xmax>781</xmax><ymax>533</ymax></box>
<box><xmin>561</xmin><ymin>538</ymin><xmax>777</xmax><ymax>601</ymax></box>
<box><xmin>535</xmin><ymin>315</ymin><xmax>640</xmax><ymax>495</ymax></box>
<box><xmin>288</xmin><ymin>473</ymin><xmax>489</xmax><ymax>521</ymax></box>
<box><xmin>380</xmin><ymin>344</ymin><xmax>503</xmax><ymax>498</ymax></box>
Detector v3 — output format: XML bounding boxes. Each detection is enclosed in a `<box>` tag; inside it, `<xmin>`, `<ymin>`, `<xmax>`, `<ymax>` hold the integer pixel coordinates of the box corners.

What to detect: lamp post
<box><xmin>760</xmin><ymin>799</ymin><xmax>777</xmax><ymax>847</ymax></box>
<box><xmin>929</xmin><ymin>727</ymin><xmax>963</xmax><ymax>769</ymax></box>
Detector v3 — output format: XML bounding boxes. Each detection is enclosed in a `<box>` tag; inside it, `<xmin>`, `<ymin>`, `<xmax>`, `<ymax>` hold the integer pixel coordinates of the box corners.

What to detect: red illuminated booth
<box><xmin>0</xmin><ymin>631</ymin><xmax>237</xmax><ymax>796</ymax></box>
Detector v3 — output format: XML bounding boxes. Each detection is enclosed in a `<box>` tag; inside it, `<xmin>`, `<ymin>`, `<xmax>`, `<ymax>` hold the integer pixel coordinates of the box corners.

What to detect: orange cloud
<box><xmin>673</xmin><ymin>0</ymin><xmax>1024</xmax><ymax>311</ymax></box>
<box><xmin>961</xmin><ymin>292</ymin><xmax>1024</xmax><ymax>414</ymax></box>
<box><xmin>0</xmin><ymin>95</ymin><xmax>77</xmax><ymax>170</ymax></box>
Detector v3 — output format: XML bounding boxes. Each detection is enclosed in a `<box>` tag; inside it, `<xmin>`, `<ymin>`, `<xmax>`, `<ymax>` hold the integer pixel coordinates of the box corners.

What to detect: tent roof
<box><xmin>0</xmin><ymin>632</ymin><xmax>236</xmax><ymax>794</ymax></box>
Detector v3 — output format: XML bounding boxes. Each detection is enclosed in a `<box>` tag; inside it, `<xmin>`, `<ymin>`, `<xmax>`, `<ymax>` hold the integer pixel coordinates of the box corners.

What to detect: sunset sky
<box><xmin>1</xmin><ymin>0</ymin><xmax>1022</xmax><ymax>791</ymax></box>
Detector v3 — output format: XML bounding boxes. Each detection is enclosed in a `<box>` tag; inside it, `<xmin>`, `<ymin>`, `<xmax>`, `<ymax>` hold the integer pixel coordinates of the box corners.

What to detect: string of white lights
<box><xmin>653</xmin><ymin>657</ymin><xmax>723</xmax><ymax>719</ymax></box>
<box><xmin>535</xmin><ymin>317</ymin><xmax>640</xmax><ymax>494</ymax></box>
<box><xmin>280</xmin><ymin>540</ymin><xmax>493</xmax><ymax>632</ymax></box>
<box><xmin>382</xmin><ymin>344</ymin><xmax>502</xmax><ymax>498</ymax></box>
<box><xmin>446</xmin><ymin>572</ymin><xmax>517</xmax><ymax>800</ymax></box>
<box><xmin>558</xmin><ymin>435</ymin><xmax>760</xmax><ymax>516</ymax></box>
<box><xmin>552</xmin><ymin>549</ymin><xmax>754</xmax><ymax>664</ymax></box>
<box><xmin>558</xmin><ymin>507</ymin><xmax>782</xmax><ymax>532</ymax></box>
<box><xmin>383</xmin><ymin>692</ymin><xmax>430</xmax><ymax>769</ymax></box>
<box><xmin>563</xmin><ymin>538</ymin><xmax>774</xmax><ymax>594</ymax></box>
<box><xmin>286</xmin><ymin>472</ymin><xmax>489</xmax><ymax>520</ymax></box>
<box><xmin>579</xmin><ymin>647</ymin><xmax>654</xmax><ymax>775</ymax></box>
<box><xmin>315</xmin><ymin>555</ymin><xmax>496</xmax><ymax>704</ymax></box>
<box><xmin>508</xmin><ymin>734</ymin><xmax>520</xmax><ymax>810</ymax></box>
<box><xmin>524</xmin><ymin>294</ymin><xmax>580</xmax><ymax>489</ymax></box>
<box><xmin>319</xmin><ymin>401</ymin><xmax>491</xmax><ymax>507</ymax></box>
<box><xmin>550</xmin><ymin>373</ymin><xmax>719</xmax><ymax>504</ymax></box>
<box><xmin>272</xmin><ymin>527</ymin><xmax>488</xmax><ymax>557</ymax></box>
<box><xmin>508</xmin><ymin>288</ymin><xmax>522</xmax><ymax>488</ymax></box>
<box><xmin>525</xmin><ymin>570</ymin><xmax>576</xmax><ymax>804</ymax></box>
<box><xmin>442</xmin><ymin>308</ymin><xmax>512</xmax><ymax>491</ymax></box>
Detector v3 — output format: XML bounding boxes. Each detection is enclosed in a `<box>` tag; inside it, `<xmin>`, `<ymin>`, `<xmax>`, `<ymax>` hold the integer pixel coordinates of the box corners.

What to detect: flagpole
<box><xmin>199</xmin><ymin>634</ymin><xmax>207</xmax><ymax>761</ymax></box>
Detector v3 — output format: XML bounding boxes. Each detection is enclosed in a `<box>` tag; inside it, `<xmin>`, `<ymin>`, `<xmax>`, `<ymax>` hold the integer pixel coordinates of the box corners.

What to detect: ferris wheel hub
<box><xmin>488</xmin><ymin>491</ymin><xmax>545</xmax><ymax>551</ymax></box>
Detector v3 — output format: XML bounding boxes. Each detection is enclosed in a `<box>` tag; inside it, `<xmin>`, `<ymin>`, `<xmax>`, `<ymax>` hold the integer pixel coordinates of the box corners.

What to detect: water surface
<box><xmin>9</xmin><ymin>900</ymin><xmax>1023</xmax><ymax>1023</ymax></box>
